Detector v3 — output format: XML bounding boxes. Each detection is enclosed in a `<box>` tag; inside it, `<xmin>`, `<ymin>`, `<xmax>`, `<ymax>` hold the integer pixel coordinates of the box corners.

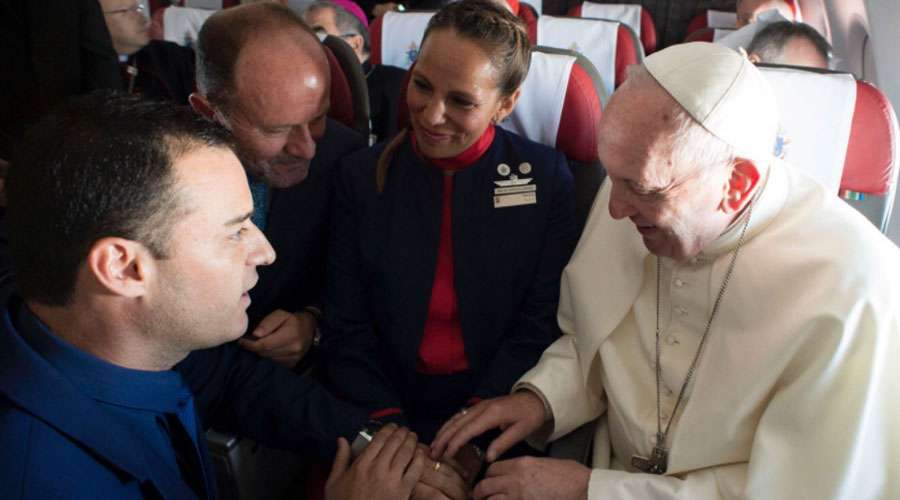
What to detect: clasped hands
<box><xmin>327</xmin><ymin>391</ymin><xmax>591</xmax><ymax>500</ymax></box>
<box><xmin>325</xmin><ymin>424</ymin><xmax>477</xmax><ymax>500</ymax></box>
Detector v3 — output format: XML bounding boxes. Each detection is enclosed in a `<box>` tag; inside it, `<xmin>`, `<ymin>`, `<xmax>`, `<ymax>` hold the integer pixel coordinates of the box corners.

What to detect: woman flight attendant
<box><xmin>323</xmin><ymin>0</ymin><xmax>577</xmax><ymax>451</ymax></box>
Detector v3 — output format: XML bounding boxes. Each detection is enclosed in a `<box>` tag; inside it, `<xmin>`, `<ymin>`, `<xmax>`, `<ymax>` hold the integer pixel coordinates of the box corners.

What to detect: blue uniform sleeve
<box><xmin>321</xmin><ymin>156</ymin><xmax>408</xmax><ymax>425</ymax></box>
<box><xmin>175</xmin><ymin>342</ymin><xmax>369</xmax><ymax>460</ymax></box>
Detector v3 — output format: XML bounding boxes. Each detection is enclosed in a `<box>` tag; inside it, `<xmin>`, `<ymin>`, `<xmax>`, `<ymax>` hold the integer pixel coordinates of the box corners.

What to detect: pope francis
<box><xmin>429</xmin><ymin>42</ymin><xmax>900</xmax><ymax>500</ymax></box>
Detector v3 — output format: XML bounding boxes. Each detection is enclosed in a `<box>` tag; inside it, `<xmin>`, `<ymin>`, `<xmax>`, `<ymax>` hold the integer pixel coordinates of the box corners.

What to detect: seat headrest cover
<box><xmin>537</xmin><ymin>16</ymin><xmax>618</xmax><ymax>102</ymax></box>
<box><xmin>163</xmin><ymin>6</ymin><xmax>215</xmax><ymax>46</ymax></box>
<box><xmin>759</xmin><ymin>66</ymin><xmax>856</xmax><ymax>193</ymax></box>
<box><xmin>713</xmin><ymin>28</ymin><xmax>736</xmax><ymax>41</ymax></box>
<box><xmin>581</xmin><ymin>3</ymin><xmax>641</xmax><ymax>37</ymax></box>
<box><xmin>379</xmin><ymin>11</ymin><xmax>435</xmax><ymax>69</ymax></box>
<box><xmin>499</xmin><ymin>51</ymin><xmax>575</xmax><ymax>148</ymax></box>
<box><xmin>644</xmin><ymin>42</ymin><xmax>778</xmax><ymax>163</ymax></box>
<box><xmin>707</xmin><ymin>9</ymin><xmax>736</xmax><ymax>28</ymax></box>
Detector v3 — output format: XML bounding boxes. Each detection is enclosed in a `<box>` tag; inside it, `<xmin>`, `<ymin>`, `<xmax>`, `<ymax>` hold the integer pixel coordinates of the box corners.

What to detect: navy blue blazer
<box><xmin>323</xmin><ymin>127</ymin><xmax>577</xmax><ymax>421</ymax></box>
<box><xmin>247</xmin><ymin>118</ymin><xmax>366</xmax><ymax>330</ymax></box>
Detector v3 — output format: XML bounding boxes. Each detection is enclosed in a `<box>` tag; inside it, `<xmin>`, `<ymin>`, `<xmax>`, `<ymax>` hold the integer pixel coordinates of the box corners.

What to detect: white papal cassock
<box><xmin>516</xmin><ymin>160</ymin><xmax>900</xmax><ymax>499</ymax></box>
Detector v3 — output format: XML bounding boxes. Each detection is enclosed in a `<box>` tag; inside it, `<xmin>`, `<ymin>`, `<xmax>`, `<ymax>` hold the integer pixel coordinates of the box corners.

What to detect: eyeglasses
<box><xmin>104</xmin><ymin>3</ymin><xmax>146</xmax><ymax>15</ymax></box>
<box><xmin>312</xmin><ymin>27</ymin><xmax>359</xmax><ymax>40</ymax></box>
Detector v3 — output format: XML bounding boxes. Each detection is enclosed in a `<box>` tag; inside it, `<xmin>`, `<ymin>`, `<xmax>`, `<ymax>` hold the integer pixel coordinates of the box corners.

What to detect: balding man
<box><xmin>736</xmin><ymin>0</ymin><xmax>793</xmax><ymax>28</ymax></box>
<box><xmin>748</xmin><ymin>20</ymin><xmax>832</xmax><ymax>69</ymax></box>
<box><xmin>190</xmin><ymin>2</ymin><xmax>366</xmax><ymax>368</ymax></box>
<box><xmin>430</xmin><ymin>42</ymin><xmax>900</xmax><ymax>500</ymax></box>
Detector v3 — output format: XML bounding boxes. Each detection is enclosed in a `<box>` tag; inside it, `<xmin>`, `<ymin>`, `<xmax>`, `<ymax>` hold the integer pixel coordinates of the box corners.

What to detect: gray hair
<box><xmin>304</xmin><ymin>1</ymin><xmax>370</xmax><ymax>56</ymax></box>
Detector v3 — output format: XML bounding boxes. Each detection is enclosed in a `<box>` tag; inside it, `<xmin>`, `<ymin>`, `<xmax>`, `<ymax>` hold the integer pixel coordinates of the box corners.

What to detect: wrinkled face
<box><xmin>100</xmin><ymin>0</ymin><xmax>151</xmax><ymax>55</ymax></box>
<box><xmin>599</xmin><ymin>84</ymin><xmax>733</xmax><ymax>261</ymax></box>
<box><xmin>407</xmin><ymin>28</ymin><xmax>513</xmax><ymax>158</ymax></box>
<box><xmin>222</xmin><ymin>33</ymin><xmax>330</xmax><ymax>188</ymax></box>
<box><xmin>148</xmin><ymin>146</ymin><xmax>275</xmax><ymax>351</ymax></box>
<box><xmin>736</xmin><ymin>0</ymin><xmax>793</xmax><ymax>28</ymax></box>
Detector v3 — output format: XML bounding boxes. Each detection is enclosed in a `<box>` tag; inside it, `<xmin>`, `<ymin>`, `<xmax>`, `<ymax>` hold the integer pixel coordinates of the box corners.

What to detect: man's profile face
<box><xmin>100</xmin><ymin>0</ymin><xmax>151</xmax><ymax>55</ymax></box>
<box><xmin>148</xmin><ymin>146</ymin><xmax>275</xmax><ymax>350</ymax></box>
<box><xmin>736</xmin><ymin>0</ymin><xmax>792</xmax><ymax>28</ymax></box>
<box><xmin>221</xmin><ymin>32</ymin><xmax>330</xmax><ymax>189</ymax></box>
<box><xmin>599</xmin><ymin>85</ymin><xmax>733</xmax><ymax>262</ymax></box>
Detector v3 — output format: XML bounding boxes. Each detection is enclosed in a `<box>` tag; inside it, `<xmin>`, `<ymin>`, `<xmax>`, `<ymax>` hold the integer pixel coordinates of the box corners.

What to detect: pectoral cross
<box><xmin>631</xmin><ymin>445</ymin><xmax>668</xmax><ymax>475</ymax></box>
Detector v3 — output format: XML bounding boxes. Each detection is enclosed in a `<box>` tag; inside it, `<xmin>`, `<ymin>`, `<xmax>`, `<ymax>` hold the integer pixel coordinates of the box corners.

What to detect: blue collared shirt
<box><xmin>9</xmin><ymin>304</ymin><xmax>212</xmax><ymax>498</ymax></box>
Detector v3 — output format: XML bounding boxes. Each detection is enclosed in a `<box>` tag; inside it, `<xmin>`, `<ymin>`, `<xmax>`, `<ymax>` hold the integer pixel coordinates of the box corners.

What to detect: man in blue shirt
<box><xmin>0</xmin><ymin>93</ymin><xmax>426</xmax><ymax>499</ymax></box>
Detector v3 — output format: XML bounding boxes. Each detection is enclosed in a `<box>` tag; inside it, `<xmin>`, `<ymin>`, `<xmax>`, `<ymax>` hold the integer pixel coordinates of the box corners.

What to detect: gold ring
<box><xmin>433</xmin><ymin>461</ymin><xmax>442</xmax><ymax>472</ymax></box>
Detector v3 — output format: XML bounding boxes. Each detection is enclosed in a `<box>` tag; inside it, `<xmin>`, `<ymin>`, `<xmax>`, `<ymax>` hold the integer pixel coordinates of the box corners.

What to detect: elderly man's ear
<box><xmin>722</xmin><ymin>159</ymin><xmax>761</xmax><ymax>213</ymax></box>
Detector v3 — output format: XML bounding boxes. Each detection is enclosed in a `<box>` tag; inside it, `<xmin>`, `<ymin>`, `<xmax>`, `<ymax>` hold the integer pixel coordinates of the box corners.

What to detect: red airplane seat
<box><xmin>322</xmin><ymin>35</ymin><xmax>370</xmax><ymax>138</ymax></box>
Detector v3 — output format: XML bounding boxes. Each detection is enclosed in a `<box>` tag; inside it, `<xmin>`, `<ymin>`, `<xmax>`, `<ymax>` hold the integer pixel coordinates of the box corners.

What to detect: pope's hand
<box><xmin>238</xmin><ymin>309</ymin><xmax>316</xmax><ymax>368</ymax></box>
<box><xmin>429</xmin><ymin>391</ymin><xmax>547</xmax><ymax>463</ymax></box>
<box><xmin>473</xmin><ymin>457</ymin><xmax>590</xmax><ymax>500</ymax></box>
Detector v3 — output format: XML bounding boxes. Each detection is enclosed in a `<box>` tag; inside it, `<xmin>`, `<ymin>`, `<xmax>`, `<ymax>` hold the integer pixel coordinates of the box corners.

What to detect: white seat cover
<box><xmin>713</xmin><ymin>28</ymin><xmax>736</xmax><ymax>41</ymax></box>
<box><xmin>760</xmin><ymin>66</ymin><xmax>856</xmax><ymax>192</ymax></box>
<box><xmin>706</xmin><ymin>10</ymin><xmax>736</xmax><ymax>29</ymax></box>
<box><xmin>163</xmin><ymin>6</ymin><xmax>215</xmax><ymax>47</ymax></box>
<box><xmin>380</xmin><ymin>11</ymin><xmax>435</xmax><ymax>70</ymax></box>
<box><xmin>580</xmin><ymin>2</ymin><xmax>641</xmax><ymax>38</ymax></box>
<box><xmin>499</xmin><ymin>51</ymin><xmax>574</xmax><ymax>147</ymax></box>
<box><xmin>537</xmin><ymin>16</ymin><xmax>616</xmax><ymax>103</ymax></box>
<box><xmin>184</xmin><ymin>0</ymin><xmax>222</xmax><ymax>10</ymax></box>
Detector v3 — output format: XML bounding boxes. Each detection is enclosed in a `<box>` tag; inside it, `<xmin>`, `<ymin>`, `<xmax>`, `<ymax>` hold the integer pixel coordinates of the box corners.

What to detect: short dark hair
<box><xmin>6</xmin><ymin>91</ymin><xmax>234</xmax><ymax>306</ymax></box>
<box><xmin>305</xmin><ymin>1</ymin><xmax>370</xmax><ymax>56</ymax></box>
<box><xmin>196</xmin><ymin>2</ymin><xmax>318</xmax><ymax>108</ymax></box>
<box><xmin>748</xmin><ymin>21</ymin><xmax>833</xmax><ymax>66</ymax></box>
<box><xmin>423</xmin><ymin>0</ymin><xmax>531</xmax><ymax>97</ymax></box>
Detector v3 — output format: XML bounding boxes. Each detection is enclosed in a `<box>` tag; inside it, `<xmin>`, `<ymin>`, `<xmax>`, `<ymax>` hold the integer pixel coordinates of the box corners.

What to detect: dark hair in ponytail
<box><xmin>375</xmin><ymin>0</ymin><xmax>531</xmax><ymax>192</ymax></box>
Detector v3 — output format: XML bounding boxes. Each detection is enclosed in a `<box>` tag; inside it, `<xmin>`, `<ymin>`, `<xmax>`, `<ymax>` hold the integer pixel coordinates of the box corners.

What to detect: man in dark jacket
<box><xmin>190</xmin><ymin>2</ymin><xmax>368</xmax><ymax>369</ymax></box>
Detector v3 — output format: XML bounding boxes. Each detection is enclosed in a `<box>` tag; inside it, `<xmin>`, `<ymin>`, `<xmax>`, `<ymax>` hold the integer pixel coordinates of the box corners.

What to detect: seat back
<box><xmin>322</xmin><ymin>35</ymin><xmax>370</xmax><ymax>138</ymax></box>
<box><xmin>518</xmin><ymin>2</ymin><xmax>540</xmax><ymax>42</ymax></box>
<box><xmin>502</xmin><ymin>47</ymin><xmax>605</xmax><ymax>228</ymax></box>
<box><xmin>369</xmin><ymin>11</ymin><xmax>436</xmax><ymax>69</ymax></box>
<box><xmin>569</xmin><ymin>2</ymin><xmax>657</xmax><ymax>54</ymax></box>
<box><xmin>534</xmin><ymin>15</ymin><xmax>640</xmax><ymax>101</ymax></box>
<box><xmin>685</xmin><ymin>9</ymin><xmax>736</xmax><ymax>39</ymax></box>
<box><xmin>759</xmin><ymin>64</ymin><xmax>898</xmax><ymax>232</ymax></box>
<box><xmin>150</xmin><ymin>6</ymin><xmax>216</xmax><ymax>46</ymax></box>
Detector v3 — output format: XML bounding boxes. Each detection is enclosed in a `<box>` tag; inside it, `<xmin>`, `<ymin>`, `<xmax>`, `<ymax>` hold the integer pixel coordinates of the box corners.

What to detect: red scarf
<box><xmin>413</xmin><ymin>125</ymin><xmax>495</xmax><ymax>375</ymax></box>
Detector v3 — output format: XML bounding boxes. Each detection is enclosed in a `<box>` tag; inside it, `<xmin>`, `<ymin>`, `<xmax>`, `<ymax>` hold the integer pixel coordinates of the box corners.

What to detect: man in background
<box><xmin>748</xmin><ymin>20</ymin><xmax>832</xmax><ymax>69</ymax></box>
<box><xmin>100</xmin><ymin>0</ymin><xmax>196</xmax><ymax>104</ymax></box>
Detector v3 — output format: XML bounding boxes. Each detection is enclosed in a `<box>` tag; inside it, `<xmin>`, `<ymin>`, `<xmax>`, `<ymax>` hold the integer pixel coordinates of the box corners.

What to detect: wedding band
<box><xmin>433</xmin><ymin>461</ymin><xmax>442</xmax><ymax>472</ymax></box>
